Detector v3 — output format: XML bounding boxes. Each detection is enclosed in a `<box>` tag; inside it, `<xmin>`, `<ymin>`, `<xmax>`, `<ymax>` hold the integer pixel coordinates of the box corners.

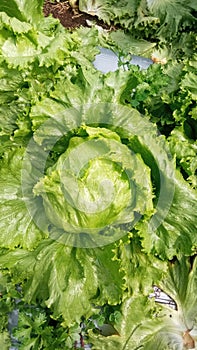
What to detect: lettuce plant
<box><xmin>0</xmin><ymin>0</ymin><xmax>196</xmax><ymax>349</ymax></box>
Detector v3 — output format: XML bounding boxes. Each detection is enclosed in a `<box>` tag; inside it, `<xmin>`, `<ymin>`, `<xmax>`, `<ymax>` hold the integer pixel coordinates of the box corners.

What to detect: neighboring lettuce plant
<box><xmin>79</xmin><ymin>0</ymin><xmax>197</xmax><ymax>60</ymax></box>
<box><xmin>88</xmin><ymin>256</ymin><xmax>197</xmax><ymax>350</ymax></box>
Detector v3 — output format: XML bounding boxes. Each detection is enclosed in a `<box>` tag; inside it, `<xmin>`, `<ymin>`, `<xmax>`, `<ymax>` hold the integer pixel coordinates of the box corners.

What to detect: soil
<box><xmin>43</xmin><ymin>0</ymin><xmax>113</xmax><ymax>30</ymax></box>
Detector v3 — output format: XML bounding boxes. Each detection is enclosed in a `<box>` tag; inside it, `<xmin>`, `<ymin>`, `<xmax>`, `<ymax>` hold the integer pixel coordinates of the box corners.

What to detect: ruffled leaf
<box><xmin>0</xmin><ymin>149</ymin><xmax>47</xmax><ymax>249</ymax></box>
<box><xmin>0</xmin><ymin>240</ymin><xmax>124</xmax><ymax>325</ymax></box>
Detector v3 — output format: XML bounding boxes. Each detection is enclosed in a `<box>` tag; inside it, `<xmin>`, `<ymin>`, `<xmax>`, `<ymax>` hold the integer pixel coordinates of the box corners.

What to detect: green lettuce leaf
<box><xmin>0</xmin><ymin>332</ymin><xmax>10</xmax><ymax>350</ymax></box>
<box><xmin>0</xmin><ymin>0</ymin><xmax>44</xmax><ymax>24</ymax></box>
<box><xmin>34</xmin><ymin>125</ymin><xmax>154</xmax><ymax>237</ymax></box>
<box><xmin>181</xmin><ymin>71</ymin><xmax>197</xmax><ymax>100</ymax></box>
<box><xmin>89</xmin><ymin>256</ymin><xmax>197</xmax><ymax>349</ymax></box>
<box><xmin>168</xmin><ymin>127</ymin><xmax>197</xmax><ymax>188</ymax></box>
<box><xmin>138</xmin><ymin>256</ymin><xmax>197</xmax><ymax>349</ymax></box>
<box><xmin>0</xmin><ymin>240</ymin><xmax>124</xmax><ymax>325</ymax></box>
<box><xmin>0</xmin><ymin>12</ymin><xmax>32</xmax><ymax>34</ymax></box>
<box><xmin>0</xmin><ymin>148</ymin><xmax>47</xmax><ymax>249</ymax></box>
<box><xmin>0</xmin><ymin>2</ymin><xmax>76</xmax><ymax>69</ymax></box>
<box><xmin>0</xmin><ymin>62</ymin><xmax>32</xmax><ymax>154</ymax></box>
<box><xmin>109</xmin><ymin>30</ymin><xmax>156</xmax><ymax>57</ymax></box>
<box><xmin>147</xmin><ymin>0</ymin><xmax>196</xmax><ymax>40</ymax></box>
<box><xmin>138</xmin><ymin>170</ymin><xmax>197</xmax><ymax>259</ymax></box>
<box><xmin>79</xmin><ymin>0</ymin><xmax>139</xmax><ymax>26</ymax></box>
<box><xmin>0</xmin><ymin>236</ymin><xmax>167</xmax><ymax>328</ymax></box>
<box><xmin>88</xmin><ymin>296</ymin><xmax>160</xmax><ymax>350</ymax></box>
<box><xmin>114</xmin><ymin>236</ymin><xmax>167</xmax><ymax>296</ymax></box>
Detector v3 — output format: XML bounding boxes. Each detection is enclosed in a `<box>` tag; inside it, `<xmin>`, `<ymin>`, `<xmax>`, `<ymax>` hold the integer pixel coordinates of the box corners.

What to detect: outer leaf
<box><xmin>138</xmin><ymin>170</ymin><xmax>197</xmax><ymax>259</ymax></box>
<box><xmin>79</xmin><ymin>0</ymin><xmax>139</xmax><ymax>27</ymax></box>
<box><xmin>0</xmin><ymin>63</ymin><xmax>32</xmax><ymax>153</ymax></box>
<box><xmin>0</xmin><ymin>0</ymin><xmax>44</xmax><ymax>24</ymax></box>
<box><xmin>88</xmin><ymin>296</ymin><xmax>160</xmax><ymax>350</ymax></box>
<box><xmin>0</xmin><ymin>149</ymin><xmax>47</xmax><ymax>249</ymax></box>
<box><xmin>0</xmin><ymin>332</ymin><xmax>11</xmax><ymax>350</ymax></box>
<box><xmin>0</xmin><ymin>0</ymin><xmax>26</xmax><ymax>22</ymax></box>
<box><xmin>1</xmin><ymin>35</ymin><xmax>38</xmax><ymax>67</ymax></box>
<box><xmin>114</xmin><ymin>236</ymin><xmax>167</xmax><ymax>296</ymax></box>
<box><xmin>147</xmin><ymin>0</ymin><xmax>196</xmax><ymax>39</ymax></box>
<box><xmin>181</xmin><ymin>71</ymin><xmax>197</xmax><ymax>100</ymax></box>
<box><xmin>161</xmin><ymin>257</ymin><xmax>197</xmax><ymax>332</ymax></box>
<box><xmin>136</xmin><ymin>257</ymin><xmax>197</xmax><ymax>349</ymax></box>
<box><xmin>109</xmin><ymin>30</ymin><xmax>156</xmax><ymax>56</ymax></box>
<box><xmin>0</xmin><ymin>240</ymin><xmax>124</xmax><ymax>325</ymax></box>
<box><xmin>47</xmin><ymin>67</ymin><xmax>109</xmax><ymax>108</ymax></box>
<box><xmin>168</xmin><ymin>127</ymin><xmax>197</xmax><ymax>188</ymax></box>
<box><xmin>0</xmin><ymin>5</ymin><xmax>77</xmax><ymax>69</ymax></box>
<box><xmin>0</xmin><ymin>12</ymin><xmax>32</xmax><ymax>34</ymax></box>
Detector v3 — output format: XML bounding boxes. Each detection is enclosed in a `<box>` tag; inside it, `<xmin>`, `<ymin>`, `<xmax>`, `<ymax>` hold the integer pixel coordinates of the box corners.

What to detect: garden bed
<box><xmin>0</xmin><ymin>1</ymin><xmax>196</xmax><ymax>349</ymax></box>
